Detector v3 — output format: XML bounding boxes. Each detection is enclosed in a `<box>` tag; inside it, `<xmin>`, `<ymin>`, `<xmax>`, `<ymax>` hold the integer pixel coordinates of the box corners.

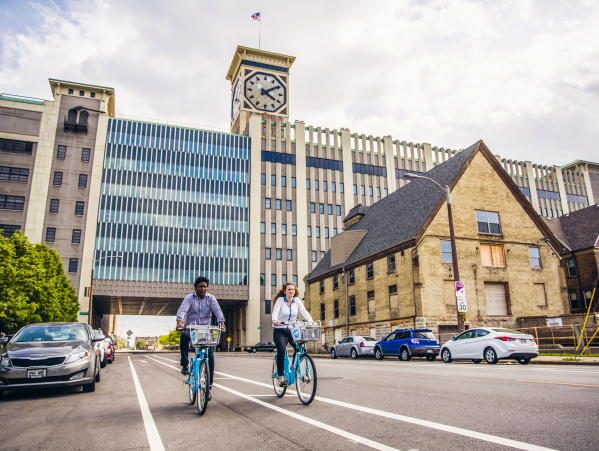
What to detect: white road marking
<box><xmin>128</xmin><ymin>357</ymin><xmax>165</xmax><ymax>451</ymax></box>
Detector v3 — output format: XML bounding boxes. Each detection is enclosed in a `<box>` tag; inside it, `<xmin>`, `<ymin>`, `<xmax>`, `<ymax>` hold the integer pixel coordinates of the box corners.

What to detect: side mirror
<box><xmin>451</xmin><ymin>336</ymin><xmax>456</xmax><ymax>341</ymax></box>
<box><xmin>92</xmin><ymin>334</ymin><xmax>105</xmax><ymax>342</ymax></box>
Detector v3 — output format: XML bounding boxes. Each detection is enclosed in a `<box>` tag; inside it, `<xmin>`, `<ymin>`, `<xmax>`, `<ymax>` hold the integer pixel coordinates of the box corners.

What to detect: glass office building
<box><xmin>95</xmin><ymin>119</ymin><xmax>250</xmax><ymax>285</ymax></box>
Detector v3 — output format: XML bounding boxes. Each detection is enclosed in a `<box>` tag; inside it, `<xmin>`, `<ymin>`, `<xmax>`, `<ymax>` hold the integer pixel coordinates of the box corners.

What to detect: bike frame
<box><xmin>277</xmin><ymin>341</ymin><xmax>307</xmax><ymax>385</ymax></box>
<box><xmin>188</xmin><ymin>345</ymin><xmax>209</xmax><ymax>389</ymax></box>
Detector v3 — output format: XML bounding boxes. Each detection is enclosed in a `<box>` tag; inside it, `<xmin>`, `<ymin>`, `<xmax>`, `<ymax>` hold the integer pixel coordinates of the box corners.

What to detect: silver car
<box><xmin>0</xmin><ymin>322</ymin><xmax>103</xmax><ymax>396</ymax></box>
<box><xmin>331</xmin><ymin>336</ymin><xmax>377</xmax><ymax>359</ymax></box>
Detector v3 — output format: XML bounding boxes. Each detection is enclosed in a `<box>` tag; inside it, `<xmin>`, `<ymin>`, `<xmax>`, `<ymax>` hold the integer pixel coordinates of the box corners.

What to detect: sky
<box><xmin>2</xmin><ymin>0</ymin><xmax>598</xmax><ymax>337</ymax></box>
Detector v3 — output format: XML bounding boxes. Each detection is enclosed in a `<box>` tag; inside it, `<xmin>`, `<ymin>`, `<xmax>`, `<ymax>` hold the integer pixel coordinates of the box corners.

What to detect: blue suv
<box><xmin>374</xmin><ymin>329</ymin><xmax>441</xmax><ymax>361</ymax></box>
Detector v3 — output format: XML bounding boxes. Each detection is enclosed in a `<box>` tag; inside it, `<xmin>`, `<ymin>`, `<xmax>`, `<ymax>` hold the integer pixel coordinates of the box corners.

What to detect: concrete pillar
<box><xmin>523</xmin><ymin>161</ymin><xmax>540</xmax><ymax>214</ymax></box>
<box><xmin>383</xmin><ymin>136</ymin><xmax>397</xmax><ymax>194</ymax></box>
<box><xmin>340</xmin><ymin>128</ymin><xmax>354</xmax><ymax>217</ymax></box>
<box><xmin>423</xmin><ymin>143</ymin><xmax>434</xmax><ymax>172</ymax></box>
<box><xmin>553</xmin><ymin>165</ymin><xmax>571</xmax><ymax>215</ymax></box>
<box><xmin>294</xmin><ymin>121</ymin><xmax>309</xmax><ymax>298</ymax></box>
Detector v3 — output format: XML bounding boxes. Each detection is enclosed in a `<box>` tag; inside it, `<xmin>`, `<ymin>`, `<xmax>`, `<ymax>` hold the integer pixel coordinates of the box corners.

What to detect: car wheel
<box><xmin>374</xmin><ymin>347</ymin><xmax>384</xmax><ymax>360</ymax></box>
<box><xmin>398</xmin><ymin>347</ymin><xmax>411</xmax><ymax>361</ymax></box>
<box><xmin>108</xmin><ymin>356</ymin><xmax>113</xmax><ymax>364</ymax></box>
<box><xmin>252</xmin><ymin>349</ymin><xmax>257</xmax><ymax>353</ymax></box>
<box><xmin>472</xmin><ymin>359</ymin><xmax>482</xmax><ymax>364</ymax></box>
<box><xmin>351</xmin><ymin>348</ymin><xmax>358</xmax><ymax>360</ymax></box>
<box><xmin>426</xmin><ymin>355</ymin><xmax>437</xmax><ymax>362</ymax></box>
<box><xmin>331</xmin><ymin>348</ymin><xmax>337</xmax><ymax>359</ymax></box>
<box><xmin>484</xmin><ymin>347</ymin><xmax>499</xmax><ymax>364</ymax></box>
<box><xmin>100</xmin><ymin>354</ymin><xmax>107</xmax><ymax>368</ymax></box>
<box><xmin>517</xmin><ymin>358</ymin><xmax>531</xmax><ymax>365</ymax></box>
<box><xmin>441</xmin><ymin>348</ymin><xmax>452</xmax><ymax>363</ymax></box>
<box><xmin>95</xmin><ymin>366</ymin><xmax>101</xmax><ymax>383</ymax></box>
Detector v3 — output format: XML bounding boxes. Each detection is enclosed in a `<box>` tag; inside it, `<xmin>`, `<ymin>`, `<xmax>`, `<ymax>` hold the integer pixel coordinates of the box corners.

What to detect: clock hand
<box><xmin>261</xmin><ymin>88</ymin><xmax>276</xmax><ymax>101</ymax></box>
<box><xmin>265</xmin><ymin>86</ymin><xmax>281</xmax><ymax>93</ymax></box>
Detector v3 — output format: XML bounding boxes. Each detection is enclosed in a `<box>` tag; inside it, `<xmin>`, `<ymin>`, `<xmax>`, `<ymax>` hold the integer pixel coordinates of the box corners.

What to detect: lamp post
<box><xmin>89</xmin><ymin>254</ymin><xmax>122</xmax><ymax>326</ymax></box>
<box><xmin>404</xmin><ymin>174</ymin><xmax>464</xmax><ymax>331</ymax></box>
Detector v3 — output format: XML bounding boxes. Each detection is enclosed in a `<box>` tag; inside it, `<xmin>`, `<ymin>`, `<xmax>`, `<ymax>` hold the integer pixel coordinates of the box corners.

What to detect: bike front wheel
<box><xmin>188</xmin><ymin>359</ymin><xmax>196</xmax><ymax>405</ymax></box>
<box><xmin>272</xmin><ymin>355</ymin><xmax>286</xmax><ymax>397</ymax></box>
<box><xmin>295</xmin><ymin>354</ymin><xmax>317</xmax><ymax>405</ymax></box>
<box><xmin>196</xmin><ymin>360</ymin><xmax>209</xmax><ymax>415</ymax></box>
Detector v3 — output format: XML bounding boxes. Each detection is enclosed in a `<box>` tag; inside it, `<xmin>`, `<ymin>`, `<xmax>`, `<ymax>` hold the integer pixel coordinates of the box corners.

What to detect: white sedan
<box><xmin>331</xmin><ymin>336</ymin><xmax>377</xmax><ymax>359</ymax></box>
<box><xmin>440</xmin><ymin>327</ymin><xmax>538</xmax><ymax>365</ymax></box>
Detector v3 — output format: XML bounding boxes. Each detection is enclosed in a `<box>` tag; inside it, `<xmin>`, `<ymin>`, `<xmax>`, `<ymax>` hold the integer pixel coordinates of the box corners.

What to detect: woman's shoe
<box><xmin>279</xmin><ymin>381</ymin><xmax>287</xmax><ymax>387</ymax></box>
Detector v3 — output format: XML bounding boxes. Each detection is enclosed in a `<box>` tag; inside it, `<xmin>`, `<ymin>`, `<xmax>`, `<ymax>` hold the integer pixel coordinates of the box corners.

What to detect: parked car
<box><xmin>374</xmin><ymin>329</ymin><xmax>441</xmax><ymax>361</ymax></box>
<box><xmin>331</xmin><ymin>336</ymin><xmax>376</xmax><ymax>359</ymax></box>
<box><xmin>104</xmin><ymin>337</ymin><xmax>115</xmax><ymax>364</ymax></box>
<box><xmin>0</xmin><ymin>336</ymin><xmax>13</xmax><ymax>347</ymax></box>
<box><xmin>92</xmin><ymin>330</ymin><xmax>108</xmax><ymax>367</ymax></box>
<box><xmin>440</xmin><ymin>327</ymin><xmax>539</xmax><ymax>365</ymax></box>
<box><xmin>0</xmin><ymin>322</ymin><xmax>103</xmax><ymax>396</ymax></box>
<box><xmin>244</xmin><ymin>342</ymin><xmax>276</xmax><ymax>353</ymax></box>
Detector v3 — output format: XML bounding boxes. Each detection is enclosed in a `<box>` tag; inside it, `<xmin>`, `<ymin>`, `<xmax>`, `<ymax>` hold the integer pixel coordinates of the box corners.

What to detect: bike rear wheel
<box><xmin>196</xmin><ymin>360</ymin><xmax>209</xmax><ymax>415</ymax></box>
<box><xmin>272</xmin><ymin>355</ymin><xmax>286</xmax><ymax>397</ymax></box>
<box><xmin>295</xmin><ymin>354</ymin><xmax>317</xmax><ymax>405</ymax></box>
<box><xmin>188</xmin><ymin>360</ymin><xmax>197</xmax><ymax>405</ymax></box>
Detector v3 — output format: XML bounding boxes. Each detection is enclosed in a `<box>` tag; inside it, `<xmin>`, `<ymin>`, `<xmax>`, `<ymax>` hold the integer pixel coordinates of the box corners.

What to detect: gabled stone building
<box><xmin>304</xmin><ymin>141</ymin><xmax>569</xmax><ymax>346</ymax></box>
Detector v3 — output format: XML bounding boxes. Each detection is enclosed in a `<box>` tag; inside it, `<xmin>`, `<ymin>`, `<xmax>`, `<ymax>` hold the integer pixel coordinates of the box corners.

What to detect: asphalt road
<box><xmin>1</xmin><ymin>352</ymin><xmax>598</xmax><ymax>451</ymax></box>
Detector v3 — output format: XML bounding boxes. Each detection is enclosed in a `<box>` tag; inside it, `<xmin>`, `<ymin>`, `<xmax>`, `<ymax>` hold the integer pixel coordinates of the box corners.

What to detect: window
<box><xmin>287</xmin><ymin>249</ymin><xmax>292</xmax><ymax>261</ymax></box>
<box><xmin>441</xmin><ymin>240</ymin><xmax>453</xmax><ymax>263</ymax></box>
<box><xmin>46</xmin><ymin>228</ymin><xmax>56</xmax><ymax>242</ymax></box>
<box><xmin>369</xmin><ymin>186</ymin><xmax>373</xmax><ymax>197</ymax></box>
<box><xmin>282</xmin><ymin>274</ymin><xmax>287</xmax><ymax>284</ymax></box>
<box><xmin>281</xmin><ymin>224</ymin><xmax>287</xmax><ymax>235</ymax></box>
<box><xmin>334</xmin><ymin>299</ymin><xmax>339</xmax><ymax>319</ymax></box>
<box><xmin>387</xmin><ymin>255</ymin><xmax>396</xmax><ymax>272</ymax></box>
<box><xmin>75</xmin><ymin>201</ymin><xmax>85</xmax><ymax>215</ymax></box>
<box><xmin>265</xmin><ymin>198</ymin><xmax>271</xmax><ymax>209</ymax></box>
<box><xmin>333</xmin><ymin>275</ymin><xmax>338</xmax><ymax>290</ymax></box>
<box><xmin>271</xmin><ymin>274</ymin><xmax>276</xmax><ymax>286</ymax></box>
<box><xmin>0</xmin><ymin>224</ymin><xmax>20</xmax><ymax>238</ymax></box>
<box><xmin>325</xmin><ymin>227</ymin><xmax>329</xmax><ymax>239</ymax></box>
<box><xmin>384</xmin><ymin>188</ymin><xmax>388</xmax><ymax>196</ymax></box>
<box><xmin>268</xmin><ymin>174</ymin><xmax>275</xmax><ymax>186</ymax></box>
<box><xmin>583</xmin><ymin>290</ymin><xmax>593</xmax><ymax>309</ymax></box>
<box><xmin>310</xmin><ymin>203</ymin><xmax>315</xmax><ymax>213</ymax></box>
<box><xmin>377</xmin><ymin>187</ymin><xmax>381</xmax><ymax>198</ymax></box>
<box><xmin>306</xmin><ymin>179</ymin><xmax>310</xmax><ymax>189</ymax></box>
<box><xmin>276</xmin><ymin>248</ymin><xmax>282</xmax><ymax>260</ymax></box>
<box><xmin>315</xmin><ymin>180</ymin><xmax>319</xmax><ymax>191</ymax></box>
<box><xmin>340</xmin><ymin>183</ymin><xmax>344</xmax><ymax>193</ymax></box>
<box><xmin>281</xmin><ymin>176</ymin><xmax>286</xmax><ymax>187</ymax></box>
<box><xmin>260</xmin><ymin>222</ymin><xmax>265</xmax><ymax>234</ymax></box>
<box><xmin>332</xmin><ymin>182</ymin><xmax>336</xmax><ymax>192</ymax></box>
<box><xmin>265</xmin><ymin>300</ymin><xmax>271</xmax><ymax>315</ymax></box>
<box><xmin>568</xmin><ymin>291</ymin><xmax>579</xmax><ymax>310</ymax></box>
<box><xmin>349</xmin><ymin>296</ymin><xmax>356</xmax><ymax>316</ymax></box>
<box><xmin>320</xmin><ymin>303</ymin><xmax>325</xmax><ymax>321</ymax></box>
<box><xmin>260</xmin><ymin>274</ymin><xmax>265</xmax><ymax>286</ymax></box>
<box><xmin>321</xmin><ymin>251</ymin><xmax>325</xmax><ymax>258</ymax></box>
<box><xmin>68</xmin><ymin>258</ymin><xmax>78</xmax><ymax>273</ymax></box>
<box><xmin>336</xmin><ymin>205</ymin><xmax>341</xmax><ymax>215</ymax></box>
<box><xmin>534</xmin><ymin>283</ymin><xmax>547</xmax><ymax>307</ymax></box>
<box><xmin>476</xmin><ymin>210</ymin><xmax>501</xmax><ymax>234</ymax></box>
<box><xmin>529</xmin><ymin>248</ymin><xmax>541</xmax><ymax>268</ymax></box>
<box><xmin>68</xmin><ymin>89</ymin><xmax>73</xmax><ymax>95</ymax></box>
<box><xmin>265</xmin><ymin>248</ymin><xmax>271</xmax><ymax>260</ymax></box>
<box><xmin>53</xmin><ymin>171</ymin><xmax>63</xmax><ymax>185</ymax></box>
<box><xmin>291</xmin><ymin>177</ymin><xmax>296</xmax><ymax>188</ymax></box>
<box><xmin>320</xmin><ymin>281</ymin><xmax>324</xmax><ymax>294</ymax></box>
<box><xmin>567</xmin><ymin>258</ymin><xmax>577</xmax><ymax>277</ymax></box>
<box><xmin>271</xmin><ymin>223</ymin><xmax>276</xmax><ymax>234</ymax></box>
<box><xmin>90</xmin><ymin>92</ymin><xmax>96</xmax><ymax>98</ymax></box>
<box><xmin>389</xmin><ymin>284</ymin><xmax>398</xmax><ymax>310</ymax></box>
<box><xmin>276</xmin><ymin>199</ymin><xmax>281</xmax><ymax>210</ymax></box>
<box><xmin>72</xmin><ymin>229</ymin><xmax>81</xmax><ymax>244</ymax></box>
<box><xmin>366</xmin><ymin>263</ymin><xmax>374</xmax><ymax>279</ymax></box>
<box><xmin>307</xmin><ymin>226</ymin><xmax>311</xmax><ymax>237</ymax></box>
<box><xmin>319</xmin><ymin>203</ymin><xmax>324</xmax><ymax>214</ymax></box>
<box><xmin>480</xmin><ymin>244</ymin><xmax>505</xmax><ymax>267</ymax></box>
<box><xmin>286</xmin><ymin>200</ymin><xmax>292</xmax><ymax>211</ymax></box>
<box><xmin>292</xmin><ymin>225</ymin><xmax>297</xmax><ymax>236</ymax></box>
<box><xmin>293</xmin><ymin>275</ymin><xmax>298</xmax><ymax>285</ymax></box>
<box><xmin>0</xmin><ymin>166</ymin><xmax>29</xmax><ymax>182</ymax></box>
<box><xmin>312</xmin><ymin>251</ymin><xmax>317</xmax><ymax>262</ymax></box>
<box><xmin>49</xmin><ymin>199</ymin><xmax>59</xmax><ymax>213</ymax></box>
<box><xmin>81</xmin><ymin>148</ymin><xmax>91</xmax><ymax>162</ymax></box>
<box><xmin>0</xmin><ymin>138</ymin><xmax>33</xmax><ymax>155</ymax></box>
<box><xmin>368</xmin><ymin>290</ymin><xmax>375</xmax><ymax>313</ymax></box>
<box><xmin>78</xmin><ymin>174</ymin><xmax>88</xmax><ymax>188</ymax></box>
<box><xmin>328</xmin><ymin>204</ymin><xmax>332</xmax><ymax>215</ymax></box>
<box><xmin>316</xmin><ymin>226</ymin><xmax>320</xmax><ymax>238</ymax></box>
<box><xmin>79</xmin><ymin>90</ymin><xmax>84</xmax><ymax>96</ymax></box>
<box><xmin>333</xmin><ymin>228</ymin><xmax>338</xmax><ymax>236</ymax></box>
<box><xmin>261</xmin><ymin>173</ymin><xmax>266</xmax><ymax>185</ymax></box>
<box><xmin>353</xmin><ymin>184</ymin><xmax>357</xmax><ymax>195</ymax></box>
<box><xmin>348</xmin><ymin>270</ymin><xmax>355</xmax><ymax>285</ymax></box>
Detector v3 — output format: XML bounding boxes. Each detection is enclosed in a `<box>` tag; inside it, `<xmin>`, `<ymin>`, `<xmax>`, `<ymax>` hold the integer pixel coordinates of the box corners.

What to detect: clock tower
<box><xmin>226</xmin><ymin>46</ymin><xmax>295</xmax><ymax>134</ymax></box>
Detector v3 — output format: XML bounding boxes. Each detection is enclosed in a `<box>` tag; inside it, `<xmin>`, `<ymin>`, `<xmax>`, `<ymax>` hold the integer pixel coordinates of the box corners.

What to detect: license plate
<box><xmin>426</xmin><ymin>349</ymin><xmax>433</xmax><ymax>353</ymax></box>
<box><xmin>27</xmin><ymin>369</ymin><xmax>47</xmax><ymax>379</ymax></box>
<box><xmin>518</xmin><ymin>339</ymin><xmax>527</xmax><ymax>344</ymax></box>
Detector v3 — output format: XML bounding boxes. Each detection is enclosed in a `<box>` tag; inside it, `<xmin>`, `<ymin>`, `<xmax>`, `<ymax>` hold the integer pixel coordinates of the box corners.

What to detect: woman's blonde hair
<box><xmin>272</xmin><ymin>282</ymin><xmax>299</xmax><ymax>303</ymax></box>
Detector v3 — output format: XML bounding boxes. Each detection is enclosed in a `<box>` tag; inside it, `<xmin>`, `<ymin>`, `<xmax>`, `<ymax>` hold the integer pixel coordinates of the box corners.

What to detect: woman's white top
<box><xmin>272</xmin><ymin>297</ymin><xmax>313</xmax><ymax>329</ymax></box>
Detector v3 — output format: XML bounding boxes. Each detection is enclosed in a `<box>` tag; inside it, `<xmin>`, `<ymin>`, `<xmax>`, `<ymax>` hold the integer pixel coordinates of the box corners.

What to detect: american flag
<box><xmin>251</xmin><ymin>12</ymin><xmax>261</xmax><ymax>22</ymax></box>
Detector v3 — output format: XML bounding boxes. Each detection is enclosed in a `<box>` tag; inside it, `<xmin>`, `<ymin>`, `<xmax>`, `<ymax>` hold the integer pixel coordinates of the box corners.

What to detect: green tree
<box><xmin>136</xmin><ymin>338</ymin><xmax>147</xmax><ymax>349</ymax></box>
<box><xmin>0</xmin><ymin>231</ymin><xmax>79</xmax><ymax>334</ymax></box>
<box><xmin>159</xmin><ymin>329</ymin><xmax>180</xmax><ymax>345</ymax></box>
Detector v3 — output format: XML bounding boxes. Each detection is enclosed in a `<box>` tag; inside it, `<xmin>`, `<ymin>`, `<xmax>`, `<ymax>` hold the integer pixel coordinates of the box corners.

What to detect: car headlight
<box><xmin>64</xmin><ymin>350</ymin><xmax>89</xmax><ymax>364</ymax></box>
<box><xmin>0</xmin><ymin>355</ymin><xmax>11</xmax><ymax>367</ymax></box>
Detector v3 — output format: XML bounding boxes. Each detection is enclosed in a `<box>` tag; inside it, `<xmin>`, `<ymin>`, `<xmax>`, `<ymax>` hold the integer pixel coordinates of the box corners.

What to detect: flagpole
<box><xmin>259</xmin><ymin>12</ymin><xmax>261</xmax><ymax>49</ymax></box>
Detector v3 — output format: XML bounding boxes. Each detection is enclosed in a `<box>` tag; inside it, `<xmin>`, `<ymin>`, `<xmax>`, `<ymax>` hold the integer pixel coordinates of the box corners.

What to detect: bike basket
<box><xmin>189</xmin><ymin>325</ymin><xmax>221</xmax><ymax>345</ymax></box>
<box><xmin>291</xmin><ymin>323</ymin><xmax>321</xmax><ymax>342</ymax></box>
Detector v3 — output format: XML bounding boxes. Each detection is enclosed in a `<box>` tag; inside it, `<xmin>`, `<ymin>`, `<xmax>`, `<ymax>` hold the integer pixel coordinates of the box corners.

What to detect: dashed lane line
<box><xmin>128</xmin><ymin>357</ymin><xmax>165</xmax><ymax>451</ymax></box>
<box><xmin>517</xmin><ymin>380</ymin><xmax>599</xmax><ymax>388</ymax></box>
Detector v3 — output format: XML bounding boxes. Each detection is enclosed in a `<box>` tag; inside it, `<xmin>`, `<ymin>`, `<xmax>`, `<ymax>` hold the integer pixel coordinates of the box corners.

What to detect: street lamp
<box><xmin>88</xmin><ymin>254</ymin><xmax>122</xmax><ymax>326</ymax></box>
<box><xmin>404</xmin><ymin>173</ymin><xmax>465</xmax><ymax>331</ymax></box>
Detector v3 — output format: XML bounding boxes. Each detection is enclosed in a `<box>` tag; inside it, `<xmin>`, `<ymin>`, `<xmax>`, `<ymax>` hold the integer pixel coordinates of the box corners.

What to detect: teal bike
<box><xmin>272</xmin><ymin>321</ymin><xmax>321</xmax><ymax>405</ymax></box>
<box><xmin>183</xmin><ymin>324</ymin><xmax>222</xmax><ymax>415</ymax></box>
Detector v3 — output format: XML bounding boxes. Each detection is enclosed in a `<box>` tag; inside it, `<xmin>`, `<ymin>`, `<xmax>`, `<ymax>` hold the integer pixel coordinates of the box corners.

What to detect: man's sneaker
<box><xmin>181</xmin><ymin>367</ymin><xmax>189</xmax><ymax>375</ymax></box>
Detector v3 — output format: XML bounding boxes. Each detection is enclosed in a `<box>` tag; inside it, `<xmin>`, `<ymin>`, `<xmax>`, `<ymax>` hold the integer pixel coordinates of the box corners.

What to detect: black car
<box><xmin>244</xmin><ymin>342</ymin><xmax>276</xmax><ymax>353</ymax></box>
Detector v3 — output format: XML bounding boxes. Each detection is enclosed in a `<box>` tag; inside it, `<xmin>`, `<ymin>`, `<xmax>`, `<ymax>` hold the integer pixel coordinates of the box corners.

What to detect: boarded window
<box><xmin>480</xmin><ymin>244</ymin><xmax>505</xmax><ymax>267</ymax></box>
<box><xmin>534</xmin><ymin>283</ymin><xmax>547</xmax><ymax>306</ymax></box>
<box><xmin>367</xmin><ymin>290</ymin><xmax>375</xmax><ymax>313</ymax></box>
<box><xmin>485</xmin><ymin>283</ymin><xmax>508</xmax><ymax>315</ymax></box>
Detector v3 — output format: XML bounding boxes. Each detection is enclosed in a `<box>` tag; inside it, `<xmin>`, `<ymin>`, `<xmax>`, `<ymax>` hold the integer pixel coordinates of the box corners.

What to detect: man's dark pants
<box><xmin>180</xmin><ymin>329</ymin><xmax>215</xmax><ymax>387</ymax></box>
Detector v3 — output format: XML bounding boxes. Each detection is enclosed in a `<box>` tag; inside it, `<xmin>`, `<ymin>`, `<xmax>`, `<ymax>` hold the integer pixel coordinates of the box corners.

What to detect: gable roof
<box><xmin>307</xmin><ymin>140</ymin><xmax>564</xmax><ymax>282</ymax></box>
<box><xmin>542</xmin><ymin>204</ymin><xmax>599</xmax><ymax>252</ymax></box>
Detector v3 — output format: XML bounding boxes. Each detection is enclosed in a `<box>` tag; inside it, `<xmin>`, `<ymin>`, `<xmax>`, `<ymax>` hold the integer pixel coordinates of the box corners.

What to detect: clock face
<box><xmin>244</xmin><ymin>72</ymin><xmax>287</xmax><ymax>112</ymax></box>
<box><xmin>231</xmin><ymin>77</ymin><xmax>241</xmax><ymax>123</ymax></box>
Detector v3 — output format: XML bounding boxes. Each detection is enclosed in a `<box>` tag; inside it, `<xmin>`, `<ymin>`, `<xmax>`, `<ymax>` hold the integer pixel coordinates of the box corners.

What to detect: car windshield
<box><xmin>491</xmin><ymin>328</ymin><xmax>525</xmax><ymax>335</ymax></box>
<box><xmin>414</xmin><ymin>331</ymin><xmax>436</xmax><ymax>340</ymax></box>
<box><xmin>13</xmin><ymin>325</ymin><xmax>88</xmax><ymax>343</ymax></box>
<box><xmin>362</xmin><ymin>337</ymin><xmax>376</xmax><ymax>341</ymax></box>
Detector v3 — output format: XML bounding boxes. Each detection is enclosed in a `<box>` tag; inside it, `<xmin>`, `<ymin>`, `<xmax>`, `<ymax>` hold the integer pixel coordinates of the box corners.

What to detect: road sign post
<box><xmin>227</xmin><ymin>336</ymin><xmax>231</xmax><ymax>352</ymax></box>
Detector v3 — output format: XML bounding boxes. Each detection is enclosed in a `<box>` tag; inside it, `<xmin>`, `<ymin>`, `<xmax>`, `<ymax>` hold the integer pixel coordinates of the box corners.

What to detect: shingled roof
<box><xmin>542</xmin><ymin>204</ymin><xmax>599</xmax><ymax>252</ymax></box>
<box><xmin>307</xmin><ymin>141</ymin><xmax>480</xmax><ymax>281</ymax></box>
